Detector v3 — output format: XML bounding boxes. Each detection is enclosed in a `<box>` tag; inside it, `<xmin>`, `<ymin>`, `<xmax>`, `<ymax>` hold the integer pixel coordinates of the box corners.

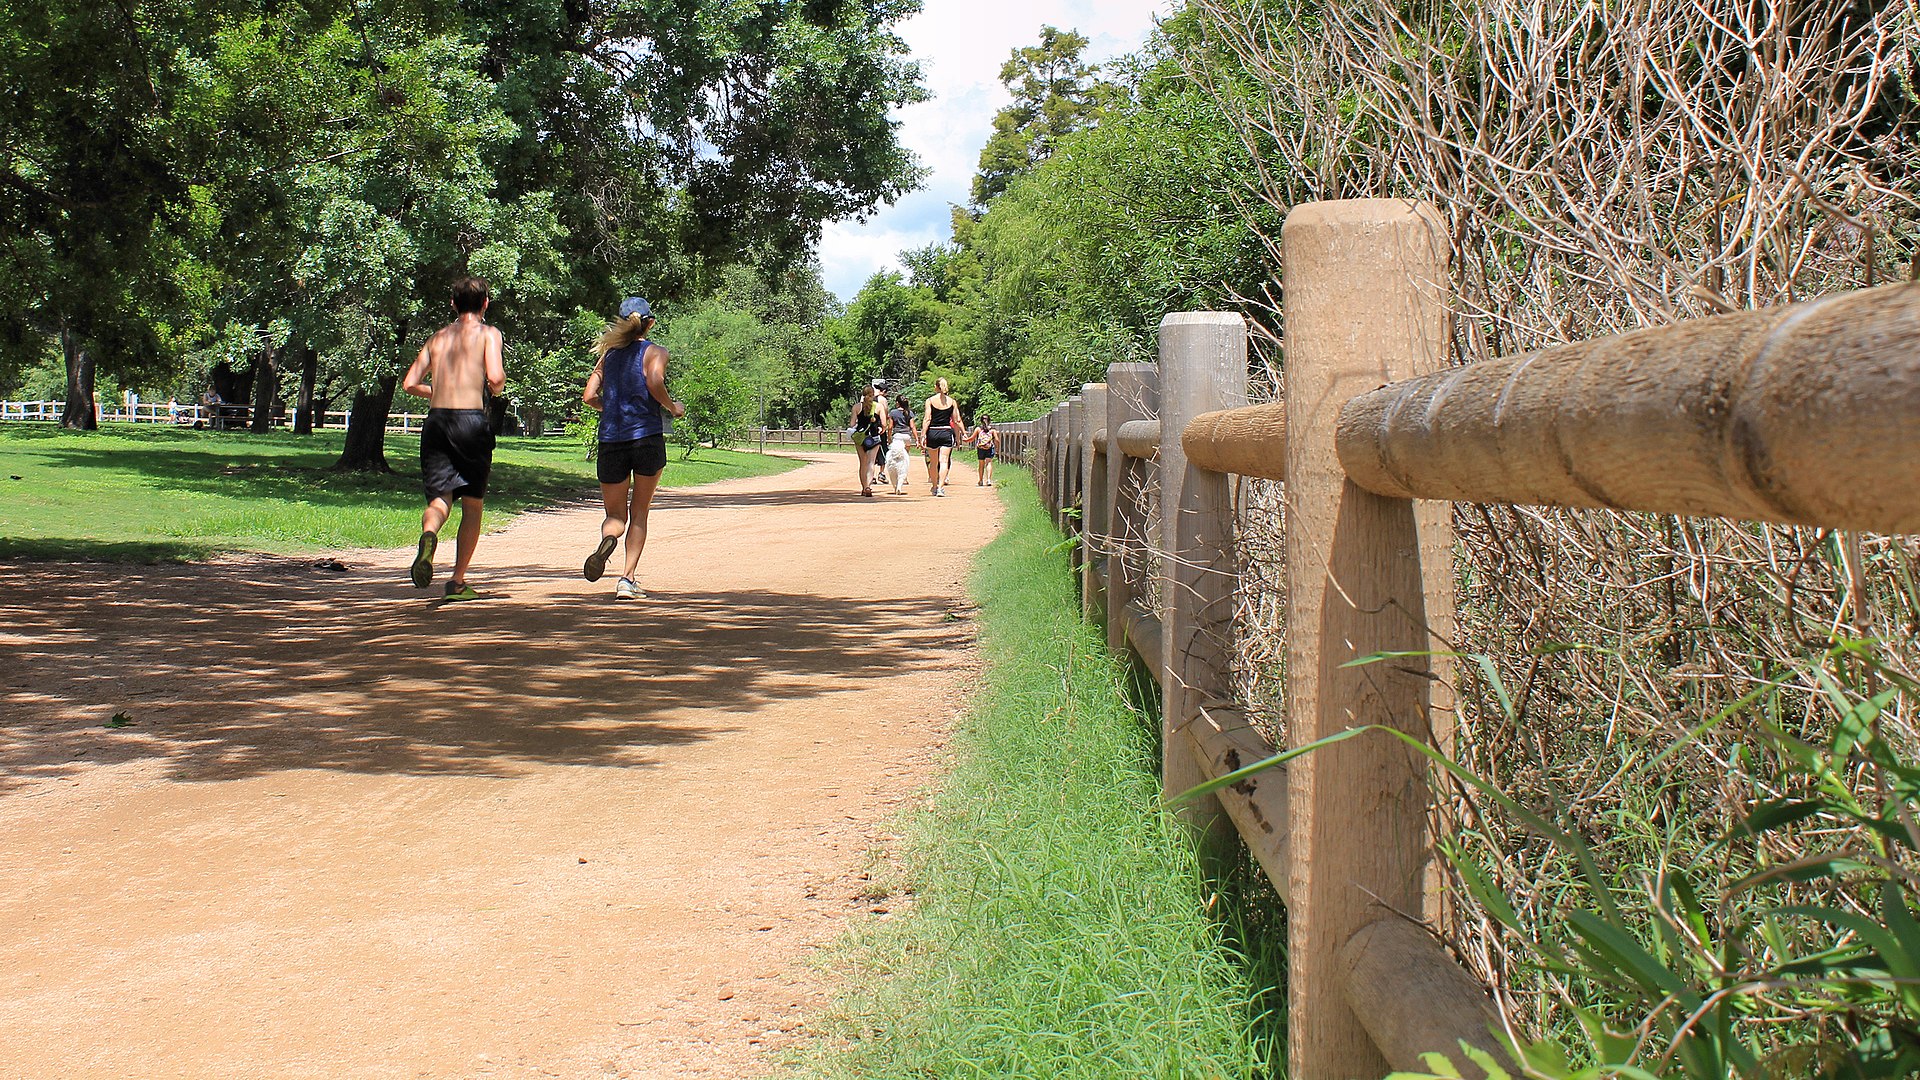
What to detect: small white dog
<box><xmin>884</xmin><ymin>438</ymin><xmax>912</xmax><ymax>494</ymax></box>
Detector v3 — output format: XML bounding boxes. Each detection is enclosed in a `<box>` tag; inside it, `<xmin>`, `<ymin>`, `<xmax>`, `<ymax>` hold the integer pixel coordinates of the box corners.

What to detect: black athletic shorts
<box><xmin>420</xmin><ymin>408</ymin><xmax>495</xmax><ymax>499</ymax></box>
<box><xmin>598</xmin><ymin>434</ymin><xmax>667</xmax><ymax>483</ymax></box>
<box><xmin>926</xmin><ymin>426</ymin><xmax>956</xmax><ymax>449</ymax></box>
<box><xmin>977</xmin><ymin>446</ymin><xmax>995</xmax><ymax>460</ymax></box>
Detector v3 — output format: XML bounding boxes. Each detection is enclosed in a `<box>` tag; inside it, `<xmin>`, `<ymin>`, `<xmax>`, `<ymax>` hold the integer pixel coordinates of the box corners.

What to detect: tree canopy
<box><xmin>0</xmin><ymin>0</ymin><xmax>925</xmax><ymax>457</ymax></box>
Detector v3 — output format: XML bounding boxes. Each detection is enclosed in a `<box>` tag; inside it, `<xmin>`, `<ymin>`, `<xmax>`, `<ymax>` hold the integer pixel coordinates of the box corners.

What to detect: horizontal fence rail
<box><xmin>1007</xmin><ymin>198</ymin><xmax>1920</xmax><ymax>1079</ymax></box>
<box><xmin>1335</xmin><ymin>283</ymin><xmax>1920</xmax><ymax>533</ymax></box>
<box><xmin>2</xmin><ymin>401</ymin><xmax>433</xmax><ymax>434</ymax></box>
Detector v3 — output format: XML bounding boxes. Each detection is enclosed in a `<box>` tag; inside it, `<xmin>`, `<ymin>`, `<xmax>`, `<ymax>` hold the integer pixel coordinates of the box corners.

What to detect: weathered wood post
<box><xmin>1048</xmin><ymin>405</ymin><xmax>1065</xmax><ymax>522</ymax></box>
<box><xmin>1105</xmin><ymin>364</ymin><xmax>1158</xmax><ymax>655</ymax></box>
<box><xmin>1159</xmin><ymin>313</ymin><xmax>1246</xmax><ymax>835</ymax></box>
<box><xmin>1056</xmin><ymin>403</ymin><xmax>1072</xmax><ymax>525</ymax></box>
<box><xmin>1067</xmin><ymin>394</ymin><xmax>1087</xmax><ymax>579</ymax></box>
<box><xmin>1283</xmin><ymin>200</ymin><xmax>1456</xmax><ymax>1078</ymax></box>
<box><xmin>1082</xmin><ymin>383</ymin><xmax>1110</xmax><ymax>621</ymax></box>
<box><xmin>1060</xmin><ymin>401</ymin><xmax>1077</xmax><ymax>529</ymax></box>
<box><xmin>1044</xmin><ymin>407</ymin><xmax>1059</xmax><ymax>511</ymax></box>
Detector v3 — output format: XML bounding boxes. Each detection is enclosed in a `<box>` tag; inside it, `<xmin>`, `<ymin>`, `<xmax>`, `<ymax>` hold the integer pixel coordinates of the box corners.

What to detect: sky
<box><xmin>815</xmin><ymin>0</ymin><xmax>1172</xmax><ymax>303</ymax></box>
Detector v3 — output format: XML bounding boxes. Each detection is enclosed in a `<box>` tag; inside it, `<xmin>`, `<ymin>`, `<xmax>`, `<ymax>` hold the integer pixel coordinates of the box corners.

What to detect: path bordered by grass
<box><xmin>0</xmin><ymin>424</ymin><xmax>801</xmax><ymax>562</ymax></box>
<box><xmin>793</xmin><ymin>470</ymin><xmax>1278</xmax><ymax>1079</ymax></box>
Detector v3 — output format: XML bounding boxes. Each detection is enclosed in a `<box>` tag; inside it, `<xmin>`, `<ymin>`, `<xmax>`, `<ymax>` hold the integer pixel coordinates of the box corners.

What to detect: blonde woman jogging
<box><xmin>581</xmin><ymin>297</ymin><xmax>685</xmax><ymax>601</ymax></box>
<box><xmin>850</xmin><ymin>383</ymin><xmax>885</xmax><ymax>497</ymax></box>
<box><xmin>919</xmin><ymin>377</ymin><xmax>966</xmax><ymax>497</ymax></box>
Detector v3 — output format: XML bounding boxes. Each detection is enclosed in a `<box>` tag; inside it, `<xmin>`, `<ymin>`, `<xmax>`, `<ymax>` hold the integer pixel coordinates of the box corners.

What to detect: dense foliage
<box><xmin>0</xmin><ymin>0</ymin><xmax>924</xmax><ymax>460</ymax></box>
<box><xmin>809</xmin><ymin>11</ymin><xmax>1279</xmax><ymax>425</ymax></box>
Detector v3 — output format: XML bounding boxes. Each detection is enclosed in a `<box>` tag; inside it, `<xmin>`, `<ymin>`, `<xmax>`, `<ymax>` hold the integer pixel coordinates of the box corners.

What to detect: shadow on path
<box><xmin>0</xmin><ymin>556</ymin><xmax>969</xmax><ymax>792</ymax></box>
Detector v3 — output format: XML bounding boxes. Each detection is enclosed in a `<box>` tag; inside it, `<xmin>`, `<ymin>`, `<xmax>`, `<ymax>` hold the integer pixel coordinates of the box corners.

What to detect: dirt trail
<box><xmin>0</xmin><ymin>455</ymin><xmax>1000</xmax><ymax>1079</ymax></box>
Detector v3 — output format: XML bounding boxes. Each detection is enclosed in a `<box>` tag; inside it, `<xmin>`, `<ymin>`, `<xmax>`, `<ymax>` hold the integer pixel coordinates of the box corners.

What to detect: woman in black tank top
<box><xmin>919</xmin><ymin>377</ymin><xmax>966</xmax><ymax>497</ymax></box>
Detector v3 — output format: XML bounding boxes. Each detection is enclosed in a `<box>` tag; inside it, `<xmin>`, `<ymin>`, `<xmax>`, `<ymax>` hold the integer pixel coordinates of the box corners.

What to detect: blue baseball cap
<box><xmin>618</xmin><ymin>296</ymin><xmax>652</xmax><ymax>319</ymax></box>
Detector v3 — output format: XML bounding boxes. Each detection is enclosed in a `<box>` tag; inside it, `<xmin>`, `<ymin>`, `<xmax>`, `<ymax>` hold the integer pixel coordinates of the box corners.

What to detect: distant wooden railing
<box><xmin>993</xmin><ymin>199</ymin><xmax>1920</xmax><ymax>1079</ymax></box>
<box><xmin>748</xmin><ymin>428</ymin><xmax>858</xmax><ymax>450</ymax></box>
<box><xmin>0</xmin><ymin>401</ymin><xmax>508</xmax><ymax>435</ymax></box>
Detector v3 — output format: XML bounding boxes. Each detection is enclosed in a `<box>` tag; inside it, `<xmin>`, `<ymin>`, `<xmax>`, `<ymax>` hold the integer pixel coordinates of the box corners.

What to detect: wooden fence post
<box><xmin>1042</xmin><ymin>406</ymin><xmax>1058</xmax><ymax>519</ymax></box>
<box><xmin>1067</xmin><ymin>395</ymin><xmax>1087</xmax><ymax>581</ymax></box>
<box><xmin>1159</xmin><ymin>313</ymin><xmax>1247</xmax><ymax>835</ymax></box>
<box><xmin>1053</xmin><ymin>404</ymin><xmax>1070</xmax><ymax>526</ymax></box>
<box><xmin>1058</xmin><ymin>402</ymin><xmax>1074</xmax><ymax>528</ymax></box>
<box><xmin>1283</xmin><ymin>199</ymin><xmax>1456</xmax><ymax>1079</ymax></box>
<box><xmin>1105</xmin><ymin>364</ymin><xmax>1158</xmax><ymax>656</ymax></box>
<box><xmin>1081</xmin><ymin>383</ymin><xmax>1110</xmax><ymax>621</ymax></box>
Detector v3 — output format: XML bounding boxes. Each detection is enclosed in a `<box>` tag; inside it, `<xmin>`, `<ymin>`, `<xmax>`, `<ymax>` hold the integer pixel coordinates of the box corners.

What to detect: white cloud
<box><xmin>818</xmin><ymin>0</ymin><xmax>1171</xmax><ymax>302</ymax></box>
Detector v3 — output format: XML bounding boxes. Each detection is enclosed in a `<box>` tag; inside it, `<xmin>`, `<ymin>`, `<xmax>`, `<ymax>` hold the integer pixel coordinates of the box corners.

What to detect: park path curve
<box><xmin>0</xmin><ymin>454</ymin><xmax>1000</xmax><ymax>1079</ymax></box>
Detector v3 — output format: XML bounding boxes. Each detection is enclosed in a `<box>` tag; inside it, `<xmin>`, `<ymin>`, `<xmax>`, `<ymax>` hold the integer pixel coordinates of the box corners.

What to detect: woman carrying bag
<box><xmin>850</xmin><ymin>384</ymin><xmax>887</xmax><ymax>497</ymax></box>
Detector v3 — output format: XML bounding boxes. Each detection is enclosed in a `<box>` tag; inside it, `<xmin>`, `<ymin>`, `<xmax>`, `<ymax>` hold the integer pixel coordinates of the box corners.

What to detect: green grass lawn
<box><xmin>0</xmin><ymin>423</ymin><xmax>801</xmax><ymax>562</ymax></box>
<box><xmin>791</xmin><ymin>469</ymin><xmax>1281</xmax><ymax>1079</ymax></box>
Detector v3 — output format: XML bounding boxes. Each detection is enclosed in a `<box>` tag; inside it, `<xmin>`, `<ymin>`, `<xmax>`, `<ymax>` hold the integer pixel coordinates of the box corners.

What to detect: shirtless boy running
<box><xmin>402</xmin><ymin>275</ymin><xmax>506</xmax><ymax>601</ymax></box>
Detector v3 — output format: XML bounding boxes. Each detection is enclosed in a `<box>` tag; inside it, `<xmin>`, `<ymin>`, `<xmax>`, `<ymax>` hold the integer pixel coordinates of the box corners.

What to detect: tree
<box><xmin>971</xmin><ymin>25</ymin><xmax>1117</xmax><ymax>205</ymax></box>
<box><xmin>0</xmin><ymin>0</ymin><xmax>236</xmax><ymax>429</ymax></box>
<box><xmin>655</xmin><ymin>300</ymin><xmax>760</xmax><ymax>457</ymax></box>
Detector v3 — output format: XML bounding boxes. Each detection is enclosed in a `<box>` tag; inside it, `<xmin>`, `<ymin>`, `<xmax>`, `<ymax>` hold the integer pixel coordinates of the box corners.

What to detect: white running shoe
<box><xmin>615</xmin><ymin>577</ymin><xmax>645</xmax><ymax>600</ymax></box>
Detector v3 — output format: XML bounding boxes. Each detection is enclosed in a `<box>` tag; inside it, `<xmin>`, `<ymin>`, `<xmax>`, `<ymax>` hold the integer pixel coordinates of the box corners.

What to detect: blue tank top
<box><xmin>598</xmin><ymin>340</ymin><xmax>670</xmax><ymax>442</ymax></box>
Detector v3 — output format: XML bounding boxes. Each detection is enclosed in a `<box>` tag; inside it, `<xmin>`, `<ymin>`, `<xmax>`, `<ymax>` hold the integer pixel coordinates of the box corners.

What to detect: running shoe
<box><xmin>583</xmin><ymin>534</ymin><xmax>619</xmax><ymax>581</ymax></box>
<box><xmin>443</xmin><ymin>580</ymin><xmax>479</xmax><ymax>602</ymax></box>
<box><xmin>615</xmin><ymin>577</ymin><xmax>645</xmax><ymax>601</ymax></box>
<box><xmin>410</xmin><ymin>531</ymin><xmax>437</xmax><ymax>588</ymax></box>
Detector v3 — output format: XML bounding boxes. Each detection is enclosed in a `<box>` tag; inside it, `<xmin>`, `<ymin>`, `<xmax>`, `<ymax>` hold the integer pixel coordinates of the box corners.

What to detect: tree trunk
<box><xmin>334</xmin><ymin>375</ymin><xmax>397</xmax><ymax>472</ymax></box>
<box><xmin>249</xmin><ymin>345</ymin><xmax>279</xmax><ymax>434</ymax></box>
<box><xmin>522</xmin><ymin>405</ymin><xmax>545</xmax><ymax>437</ymax></box>
<box><xmin>59</xmin><ymin>327</ymin><xmax>97</xmax><ymax>430</ymax></box>
<box><xmin>294</xmin><ymin>345</ymin><xmax>319</xmax><ymax>434</ymax></box>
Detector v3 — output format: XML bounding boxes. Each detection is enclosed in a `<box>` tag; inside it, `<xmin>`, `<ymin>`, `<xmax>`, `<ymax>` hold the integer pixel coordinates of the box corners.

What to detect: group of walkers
<box><xmin>395</xmin><ymin>276</ymin><xmax>1000</xmax><ymax>607</ymax></box>
<box><xmin>849</xmin><ymin>378</ymin><xmax>996</xmax><ymax>498</ymax></box>
<box><xmin>400</xmin><ymin>278</ymin><xmax>681</xmax><ymax>603</ymax></box>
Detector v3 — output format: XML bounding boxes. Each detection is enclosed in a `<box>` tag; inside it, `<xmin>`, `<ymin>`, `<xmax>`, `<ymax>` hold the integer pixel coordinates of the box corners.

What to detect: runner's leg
<box><xmin>422</xmin><ymin>496</ymin><xmax>452</xmax><ymax>536</ymax></box>
<box><xmin>621</xmin><ymin>472</ymin><xmax>662</xmax><ymax>580</ymax></box>
<box><xmin>450</xmin><ymin>497</ymin><xmax>483</xmax><ymax>583</ymax></box>
<box><xmin>600</xmin><ymin>480</ymin><xmax>631</xmax><ymax>540</ymax></box>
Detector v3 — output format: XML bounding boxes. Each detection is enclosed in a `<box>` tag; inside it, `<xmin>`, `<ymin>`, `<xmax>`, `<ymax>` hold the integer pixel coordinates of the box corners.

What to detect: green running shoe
<box><xmin>583</xmin><ymin>534</ymin><xmax>619</xmax><ymax>581</ymax></box>
<box><xmin>443</xmin><ymin>580</ymin><xmax>479</xmax><ymax>602</ymax></box>
<box><xmin>410</xmin><ymin>531</ymin><xmax>437</xmax><ymax>588</ymax></box>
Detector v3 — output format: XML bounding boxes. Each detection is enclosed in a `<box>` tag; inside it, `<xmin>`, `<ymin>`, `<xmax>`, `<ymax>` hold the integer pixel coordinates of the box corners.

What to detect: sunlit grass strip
<box><xmin>0</xmin><ymin>424</ymin><xmax>801</xmax><ymax>561</ymax></box>
<box><xmin>795</xmin><ymin>469</ymin><xmax>1278</xmax><ymax>1080</ymax></box>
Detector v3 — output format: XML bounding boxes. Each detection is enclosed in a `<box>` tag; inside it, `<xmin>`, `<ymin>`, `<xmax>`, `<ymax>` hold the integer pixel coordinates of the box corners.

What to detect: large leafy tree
<box><xmin>3</xmin><ymin>0</ymin><xmax>926</xmax><ymax>464</ymax></box>
<box><xmin>0</xmin><ymin>0</ymin><xmax>245</xmax><ymax>428</ymax></box>
<box><xmin>971</xmin><ymin>25</ymin><xmax>1116</xmax><ymax>206</ymax></box>
<box><xmin>838</xmin><ymin>10</ymin><xmax>1278</xmax><ymax>409</ymax></box>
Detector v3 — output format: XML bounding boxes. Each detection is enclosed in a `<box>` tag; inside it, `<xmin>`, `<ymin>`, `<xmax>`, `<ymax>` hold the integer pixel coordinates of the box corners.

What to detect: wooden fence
<box><xmin>0</xmin><ymin>401</ymin><xmax>552</xmax><ymax>436</ymax></box>
<box><xmin>750</xmin><ymin>428</ymin><xmax>858</xmax><ymax>450</ymax></box>
<box><xmin>992</xmin><ymin>199</ymin><xmax>1920</xmax><ymax>1079</ymax></box>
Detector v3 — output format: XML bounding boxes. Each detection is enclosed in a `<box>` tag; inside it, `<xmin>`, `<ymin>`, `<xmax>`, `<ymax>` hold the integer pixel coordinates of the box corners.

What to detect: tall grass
<box><xmin>793</xmin><ymin>470</ymin><xmax>1280</xmax><ymax>1079</ymax></box>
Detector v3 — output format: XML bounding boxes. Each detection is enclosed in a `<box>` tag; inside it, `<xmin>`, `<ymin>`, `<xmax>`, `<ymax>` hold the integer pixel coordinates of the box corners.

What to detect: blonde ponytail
<box><xmin>594</xmin><ymin>313</ymin><xmax>654</xmax><ymax>358</ymax></box>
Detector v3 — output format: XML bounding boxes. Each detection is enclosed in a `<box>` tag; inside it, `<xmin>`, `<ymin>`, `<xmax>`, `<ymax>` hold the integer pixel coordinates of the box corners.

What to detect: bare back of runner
<box><xmin>403</xmin><ymin>275</ymin><xmax>507</xmax><ymax>601</ymax></box>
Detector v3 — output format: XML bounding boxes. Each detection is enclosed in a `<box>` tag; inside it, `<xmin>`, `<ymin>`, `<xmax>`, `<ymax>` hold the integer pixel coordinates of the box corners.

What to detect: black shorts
<box><xmin>598</xmin><ymin>434</ymin><xmax>667</xmax><ymax>483</ymax></box>
<box><xmin>420</xmin><ymin>408</ymin><xmax>495</xmax><ymax>499</ymax></box>
<box><xmin>977</xmin><ymin>446</ymin><xmax>995</xmax><ymax>460</ymax></box>
<box><xmin>926</xmin><ymin>426</ymin><xmax>956</xmax><ymax>449</ymax></box>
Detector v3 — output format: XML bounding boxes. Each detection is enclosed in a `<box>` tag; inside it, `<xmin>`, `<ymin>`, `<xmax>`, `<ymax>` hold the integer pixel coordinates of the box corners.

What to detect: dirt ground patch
<box><xmin>0</xmin><ymin>454</ymin><xmax>1001</xmax><ymax>1079</ymax></box>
